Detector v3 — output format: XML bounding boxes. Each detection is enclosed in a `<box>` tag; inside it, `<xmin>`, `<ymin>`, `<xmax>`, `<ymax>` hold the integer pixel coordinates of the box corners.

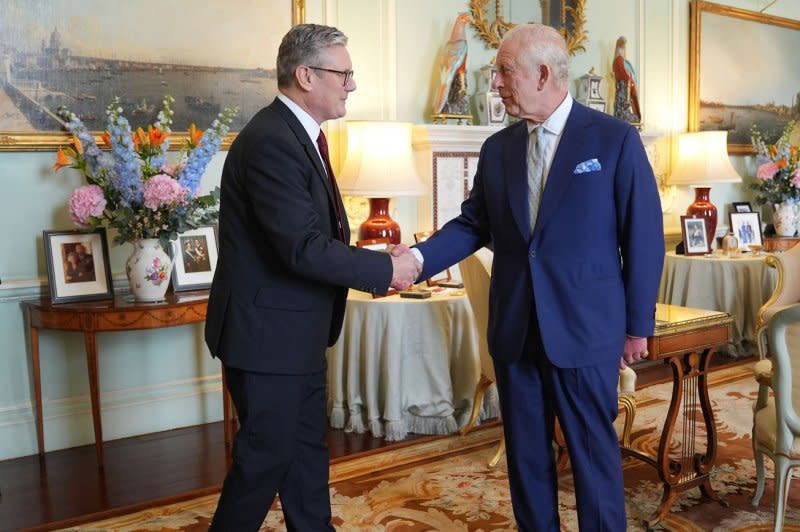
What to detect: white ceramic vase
<box><xmin>773</xmin><ymin>201</ymin><xmax>799</xmax><ymax>237</ymax></box>
<box><xmin>125</xmin><ymin>239</ymin><xmax>173</xmax><ymax>302</ymax></box>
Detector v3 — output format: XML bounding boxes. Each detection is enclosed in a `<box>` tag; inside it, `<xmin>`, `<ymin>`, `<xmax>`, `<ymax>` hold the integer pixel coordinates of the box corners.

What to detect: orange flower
<box><xmin>101</xmin><ymin>131</ymin><xmax>112</xmax><ymax>148</ymax></box>
<box><xmin>131</xmin><ymin>132</ymin><xmax>140</xmax><ymax>151</ymax></box>
<box><xmin>188</xmin><ymin>123</ymin><xmax>203</xmax><ymax>146</ymax></box>
<box><xmin>53</xmin><ymin>146</ymin><xmax>71</xmax><ymax>171</ymax></box>
<box><xmin>148</xmin><ymin>126</ymin><xmax>167</xmax><ymax>148</ymax></box>
<box><xmin>135</xmin><ymin>127</ymin><xmax>148</xmax><ymax>148</ymax></box>
<box><xmin>776</xmin><ymin>159</ymin><xmax>788</xmax><ymax>169</ymax></box>
<box><xmin>72</xmin><ymin>135</ymin><xmax>83</xmax><ymax>155</ymax></box>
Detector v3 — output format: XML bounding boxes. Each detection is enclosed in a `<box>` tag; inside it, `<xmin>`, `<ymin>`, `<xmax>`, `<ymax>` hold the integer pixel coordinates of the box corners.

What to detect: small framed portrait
<box><xmin>680</xmin><ymin>216</ymin><xmax>710</xmax><ymax>256</ymax></box>
<box><xmin>587</xmin><ymin>100</ymin><xmax>606</xmax><ymax>113</ymax></box>
<box><xmin>488</xmin><ymin>94</ymin><xmax>507</xmax><ymax>125</ymax></box>
<box><xmin>729</xmin><ymin>211</ymin><xmax>763</xmax><ymax>251</ymax></box>
<box><xmin>414</xmin><ymin>231</ymin><xmax>452</xmax><ymax>286</ymax></box>
<box><xmin>589</xmin><ymin>77</ymin><xmax>602</xmax><ymax>99</ymax></box>
<box><xmin>43</xmin><ymin>228</ymin><xmax>113</xmax><ymax>304</ymax></box>
<box><xmin>168</xmin><ymin>226</ymin><xmax>219</xmax><ymax>292</ymax></box>
<box><xmin>732</xmin><ymin>201</ymin><xmax>753</xmax><ymax>213</ymax></box>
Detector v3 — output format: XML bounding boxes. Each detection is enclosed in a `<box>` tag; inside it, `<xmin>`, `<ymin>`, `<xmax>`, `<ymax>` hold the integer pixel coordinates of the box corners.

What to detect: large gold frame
<box><xmin>0</xmin><ymin>0</ymin><xmax>306</xmax><ymax>152</ymax></box>
<box><xmin>469</xmin><ymin>0</ymin><xmax>588</xmax><ymax>55</ymax></box>
<box><xmin>689</xmin><ymin>0</ymin><xmax>800</xmax><ymax>154</ymax></box>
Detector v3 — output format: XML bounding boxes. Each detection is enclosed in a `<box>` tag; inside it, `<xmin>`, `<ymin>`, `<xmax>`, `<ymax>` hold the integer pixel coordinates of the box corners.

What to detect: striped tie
<box><xmin>528</xmin><ymin>126</ymin><xmax>545</xmax><ymax>233</ymax></box>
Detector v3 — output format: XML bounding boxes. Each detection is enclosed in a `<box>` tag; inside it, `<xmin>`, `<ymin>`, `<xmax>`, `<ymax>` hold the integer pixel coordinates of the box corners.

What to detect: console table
<box><xmin>22</xmin><ymin>291</ymin><xmax>233</xmax><ymax>468</ymax></box>
<box><xmin>623</xmin><ymin>303</ymin><xmax>734</xmax><ymax>527</ymax></box>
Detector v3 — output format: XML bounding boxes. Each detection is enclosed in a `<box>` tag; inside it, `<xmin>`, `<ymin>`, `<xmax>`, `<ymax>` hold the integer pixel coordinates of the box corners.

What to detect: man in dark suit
<box><xmin>205</xmin><ymin>24</ymin><xmax>421</xmax><ymax>531</ymax></box>
<box><xmin>408</xmin><ymin>24</ymin><xmax>664</xmax><ymax>530</ymax></box>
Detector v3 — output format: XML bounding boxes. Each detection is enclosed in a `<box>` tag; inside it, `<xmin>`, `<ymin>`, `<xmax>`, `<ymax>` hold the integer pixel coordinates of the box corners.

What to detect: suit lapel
<box><xmin>534</xmin><ymin>104</ymin><xmax>591</xmax><ymax>235</ymax></box>
<box><xmin>271</xmin><ymin>99</ymin><xmax>349</xmax><ymax>241</ymax></box>
<box><xmin>504</xmin><ymin>121</ymin><xmax>532</xmax><ymax>240</ymax></box>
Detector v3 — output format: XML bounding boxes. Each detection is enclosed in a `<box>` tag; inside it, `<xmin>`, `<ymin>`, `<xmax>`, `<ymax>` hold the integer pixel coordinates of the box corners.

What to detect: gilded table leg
<box><xmin>84</xmin><ymin>331</ymin><xmax>104</xmax><ymax>468</ymax></box>
<box><xmin>30</xmin><ymin>324</ymin><xmax>44</xmax><ymax>458</ymax></box>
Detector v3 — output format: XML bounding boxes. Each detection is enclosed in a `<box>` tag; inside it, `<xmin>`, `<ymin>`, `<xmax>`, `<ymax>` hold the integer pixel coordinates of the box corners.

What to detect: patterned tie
<box><xmin>316</xmin><ymin>131</ymin><xmax>346</xmax><ymax>242</ymax></box>
<box><xmin>528</xmin><ymin>125</ymin><xmax>546</xmax><ymax>233</ymax></box>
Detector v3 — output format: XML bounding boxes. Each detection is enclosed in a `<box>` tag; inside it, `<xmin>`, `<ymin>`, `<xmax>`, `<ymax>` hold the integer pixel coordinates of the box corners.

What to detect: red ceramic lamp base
<box><xmin>686</xmin><ymin>187</ymin><xmax>717</xmax><ymax>248</ymax></box>
<box><xmin>358</xmin><ymin>198</ymin><xmax>401</xmax><ymax>244</ymax></box>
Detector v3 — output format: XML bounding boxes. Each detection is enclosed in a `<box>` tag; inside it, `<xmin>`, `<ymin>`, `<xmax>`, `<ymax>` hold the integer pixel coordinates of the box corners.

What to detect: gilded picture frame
<box><xmin>689</xmin><ymin>0</ymin><xmax>800</xmax><ymax>154</ymax></box>
<box><xmin>0</xmin><ymin>0</ymin><xmax>305</xmax><ymax>151</ymax></box>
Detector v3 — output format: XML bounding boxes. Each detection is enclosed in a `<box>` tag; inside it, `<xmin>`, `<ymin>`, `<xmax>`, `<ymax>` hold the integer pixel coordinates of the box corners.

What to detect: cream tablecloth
<box><xmin>658</xmin><ymin>251</ymin><xmax>776</xmax><ymax>357</ymax></box>
<box><xmin>327</xmin><ymin>289</ymin><xmax>497</xmax><ymax>441</ymax></box>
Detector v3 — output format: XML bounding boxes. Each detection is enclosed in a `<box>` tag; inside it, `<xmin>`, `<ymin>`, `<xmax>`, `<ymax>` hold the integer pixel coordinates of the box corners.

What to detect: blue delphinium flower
<box><xmin>106</xmin><ymin>102</ymin><xmax>143</xmax><ymax>206</ymax></box>
<box><xmin>177</xmin><ymin>108</ymin><xmax>237</xmax><ymax>195</ymax></box>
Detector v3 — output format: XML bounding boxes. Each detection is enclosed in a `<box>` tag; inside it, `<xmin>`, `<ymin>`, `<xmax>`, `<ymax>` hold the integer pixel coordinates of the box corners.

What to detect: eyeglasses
<box><xmin>308</xmin><ymin>66</ymin><xmax>355</xmax><ymax>86</ymax></box>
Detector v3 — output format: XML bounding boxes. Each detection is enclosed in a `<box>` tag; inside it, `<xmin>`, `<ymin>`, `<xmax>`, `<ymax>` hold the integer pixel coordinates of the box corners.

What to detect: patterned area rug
<box><xmin>58</xmin><ymin>363</ymin><xmax>800</xmax><ymax>531</ymax></box>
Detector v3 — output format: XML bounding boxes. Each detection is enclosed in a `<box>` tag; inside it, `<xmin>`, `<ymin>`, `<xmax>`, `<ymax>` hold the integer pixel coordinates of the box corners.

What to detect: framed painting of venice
<box><xmin>0</xmin><ymin>0</ymin><xmax>305</xmax><ymax>151</ymax></box>
<box><xmin>689</xmin><ymin>0</ymin><xmax>800</xmax><ymax>153</ymax></box>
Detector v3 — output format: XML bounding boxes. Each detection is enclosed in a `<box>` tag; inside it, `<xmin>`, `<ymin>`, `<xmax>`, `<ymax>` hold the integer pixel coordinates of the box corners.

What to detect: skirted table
<box><xmin>327</xmin><ymin>289</ymin><xmax>497</xmax><ymax>441</ymax></box>
<box><xmin>658</xmin><ymin>251</ymin><xmax>776</xmax><ymax>357</ymax></box>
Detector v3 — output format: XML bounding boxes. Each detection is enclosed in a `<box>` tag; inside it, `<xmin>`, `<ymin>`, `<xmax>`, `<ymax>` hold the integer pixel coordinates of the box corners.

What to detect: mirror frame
<box><xmin>469</xmin><ymin>0</ymin><xmax>588</xmax><ymax>55</ymax></box>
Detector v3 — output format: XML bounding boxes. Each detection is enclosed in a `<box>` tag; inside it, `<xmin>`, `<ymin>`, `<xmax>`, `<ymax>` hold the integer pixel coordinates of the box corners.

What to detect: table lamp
<box><xmin>338</xmin><ymin>121</ymin><xmax>426</xmax><ymax>244</ymax></box>
<box><xmin>667</xmin><ymin>131</ymin><xmax>742</xmax><ymax>247</ymax></box>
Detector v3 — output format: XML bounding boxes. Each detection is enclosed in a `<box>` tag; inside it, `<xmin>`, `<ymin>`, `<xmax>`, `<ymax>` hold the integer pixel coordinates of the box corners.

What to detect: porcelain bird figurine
<box><xmin>432</xmin><ymin>12</ymin><xmax>471</xmax><ymax>117</ymax></box>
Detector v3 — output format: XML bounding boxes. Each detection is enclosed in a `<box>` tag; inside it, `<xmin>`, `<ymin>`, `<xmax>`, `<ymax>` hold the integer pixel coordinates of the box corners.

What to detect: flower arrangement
<box><xmin>749</xmin><ymin>121</ymin><xmax>800</xmax><ymax>207</ymax></box>
<box><xmin>54</xmin><ymin>95</ymin><xmax>238</xmax><ymax>247</ymax></box>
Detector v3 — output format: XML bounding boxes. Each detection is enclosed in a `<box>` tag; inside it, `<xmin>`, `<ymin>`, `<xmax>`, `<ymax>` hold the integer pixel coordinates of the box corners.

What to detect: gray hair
<box><xmin>504</xmin><ymin>24</ymin><xmax>570</xmax><ymax>90</ymax></box>
<box><xmin>276</xmin><ymin>24</ymin><xmax>348</xmax><ymax>88</ymax></box>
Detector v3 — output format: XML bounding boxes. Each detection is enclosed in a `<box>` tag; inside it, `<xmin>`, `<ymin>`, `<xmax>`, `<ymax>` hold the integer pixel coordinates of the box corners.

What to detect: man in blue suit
<box><xmin>410</xmin><ymin>24</ymin><xmax>664</xmax><ymax>530</ymax></box>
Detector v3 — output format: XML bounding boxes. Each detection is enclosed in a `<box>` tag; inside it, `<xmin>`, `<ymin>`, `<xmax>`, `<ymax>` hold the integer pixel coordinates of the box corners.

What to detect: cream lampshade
<box><xmin>338</xmin><ymin>121</ymin><xmax>426</xmax><ymax>244</ymax></box>
<box><xmin>667</xmin><ymin>131</ymin><xmax>742</xmax><ymax>247</ymax></box>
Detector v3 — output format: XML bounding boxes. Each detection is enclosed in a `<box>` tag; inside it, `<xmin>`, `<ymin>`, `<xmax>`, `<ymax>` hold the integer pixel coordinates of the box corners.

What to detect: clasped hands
<box><xmin>387</xmin><ymin>244</ymin><xmax>422</xmax><ymax>291</ymax></box>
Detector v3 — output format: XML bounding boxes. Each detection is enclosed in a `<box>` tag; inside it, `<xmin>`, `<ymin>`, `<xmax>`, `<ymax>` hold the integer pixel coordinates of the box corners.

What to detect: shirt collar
<box><xmin>526</xmin><ymin>93</ymin><xmax>573</xmax><ymax>136</ymax></box>
<box><xmin>277</xmin><ymin>92</ymin><xmax>321</xmax><ymax>143</ymax></box>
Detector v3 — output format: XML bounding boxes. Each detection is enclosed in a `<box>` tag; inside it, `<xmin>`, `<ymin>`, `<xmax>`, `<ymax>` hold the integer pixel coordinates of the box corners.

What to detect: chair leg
<box><xmin>488</xmin><ymin>436</ymin><xmax>505</xmax><ymax>467</ymax></box>
<box><xmin>554</xmin><ymin>418</ymin><xmax>569</xmax><ymax>473</ymax></box>
<box><xmin>618</xmin><ymin>394</ymin><xmax>636</xmax><ymax>448</ymax></box>
<box><xmin>460</xmin><ymin>375</ymin><xmax>492</xmax><ymax>435</ymax></box>
<box><xmin>752</xmin><ymin>441</ymin><xmax>766</xmax><ymax>506</ymax></box>
<box><xmin>773</xmin><ymin>457</ymin><xmax>791</xmax><ymax>532</ymax></box>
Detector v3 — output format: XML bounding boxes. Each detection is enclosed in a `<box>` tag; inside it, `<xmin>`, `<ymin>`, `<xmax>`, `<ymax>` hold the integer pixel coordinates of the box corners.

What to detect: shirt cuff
<box><xmin>410</xmin><ymin>247</ymin><xmax>424</xmax><ymax>264</ymax></box>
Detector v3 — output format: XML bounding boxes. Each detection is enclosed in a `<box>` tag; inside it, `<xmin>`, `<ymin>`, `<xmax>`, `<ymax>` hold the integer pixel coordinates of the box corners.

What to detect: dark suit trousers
<box><xmin>210</xmin><ymin>366</ymin><xmax>334</xmax><ymax>532</ymax></box>
<box><xmin>494</xmin><ymin>334</ymin><xmax>626</xmax><ymax>532</ymax></box>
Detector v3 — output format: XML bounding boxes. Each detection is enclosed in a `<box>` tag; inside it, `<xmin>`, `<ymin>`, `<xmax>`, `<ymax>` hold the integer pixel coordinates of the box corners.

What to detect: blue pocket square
<box><xmin>573</xmin><ymin>158</ymin><xmax>601</xmax><ymax>174</ymax></box>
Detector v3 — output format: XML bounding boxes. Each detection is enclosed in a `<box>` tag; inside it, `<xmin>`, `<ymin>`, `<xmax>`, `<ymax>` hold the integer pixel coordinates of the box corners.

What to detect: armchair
<box><xmin>458</xmin><ymin>249</ymin><xmax>505</xmax><ymax>467</ymax></box>
<box><xmin>755</xmin><ymin>242</ymin><xmax>800</xmax><ymax>360</ymax></box>
<box><xmin>751</xmin><ymin>303</ymin><xmax>800</xmax><ymax>531</ymax></box>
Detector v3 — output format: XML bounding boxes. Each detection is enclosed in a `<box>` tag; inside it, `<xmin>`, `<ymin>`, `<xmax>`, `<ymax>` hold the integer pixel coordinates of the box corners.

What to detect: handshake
<box><xmin>388</xmin><ymin>244</ymin><xmax>423</xmax><ymax>291</ymax></box>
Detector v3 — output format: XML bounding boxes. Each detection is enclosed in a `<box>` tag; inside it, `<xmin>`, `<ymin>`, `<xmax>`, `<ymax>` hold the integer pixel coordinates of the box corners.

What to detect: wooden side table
<box><xmin>763</xmin><ymin>236</ymin><xmax>800</xmax><ymax>252</ymax></box>
<box><xmin>22</xmin><ymin>291</ymin><xmax>234</xmax><ymax>468</ymax></box>
<box><xmin>621</xmin><ymin>303</ymin><xmax>733</xmax><ymax>528</ymax></box>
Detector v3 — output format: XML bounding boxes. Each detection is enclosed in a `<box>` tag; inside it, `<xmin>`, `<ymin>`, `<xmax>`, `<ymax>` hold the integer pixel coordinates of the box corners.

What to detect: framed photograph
<box><xmin>729</xmin><ymin>211</ymin><xmax>763</xmax><ymax>251</ymax></box>
<box><xmin>689</xmin><ymin>0</ymin><xmax>800</xmax><ymax>153</ymax></box>
<box><xmin>43</xmin><ymin>228</ymin><xmax>113</xmax><ymax>304</ymax></box>
<box><xmin>356</xmin><ymin>238</ymin><xmax>395</xmax><ymax>297</ymax></box>
<box><xmin>732</xmin><ymin>201</ymin><xmax>753</xmax><ymax>213</ymax></box>
<box><xmin>488</xmin><ymin>94</ymin><xmax>507</xmax><ymax>125</ymax></box>
<box><xmin>680</xmin><ymin>216</ymin><xmax>711</xmax><ymax>256</ymax></box>
<box><xmin>589</xmin><ymin>77</ymin><xmax>602</xmax><ymax>100</ymax></box>
<box><xmin>414</xmin><ymin>231</ymin><xmax>451</xmax><ymax>286</ymax></box>
<box><xmin>587</xmin><ymin>101</ymin><xmax>606</xmax><ymax>113</ymax></box>
<box><xmin>168</xmin><ymin>226</ymin><xmax>218</xmax><ymax>292</ymax></box>
<box><xmin>0</xmin><ymin>0</ymin><xmax>305</xmax><ymax>151</ymax></box>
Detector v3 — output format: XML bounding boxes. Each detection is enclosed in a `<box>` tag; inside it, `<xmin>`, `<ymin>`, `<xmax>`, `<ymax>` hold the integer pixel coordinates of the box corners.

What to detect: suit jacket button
<box><xmin>530</xmin><ymin>250</ymin><xmax>536</xmax><ymax>258</ymax></box>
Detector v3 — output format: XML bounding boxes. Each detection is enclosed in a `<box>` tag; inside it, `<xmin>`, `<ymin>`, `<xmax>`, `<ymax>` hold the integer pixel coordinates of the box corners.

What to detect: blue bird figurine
<box><xmin>432</xmin><ymin>13</ymin><xmax>471</xmax><ymax>119</ymax></box>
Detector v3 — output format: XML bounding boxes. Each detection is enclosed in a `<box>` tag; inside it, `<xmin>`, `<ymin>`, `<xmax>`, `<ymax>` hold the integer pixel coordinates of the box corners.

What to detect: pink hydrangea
<box><xmin>143</xmin><ymin>174</ymin><xmax>187</xmax><ymax>210</ymax></box>
<box><xmin>792</xmin><ymin>168</ymin><xmax>800</xmax><ymax>188</ymax></box>
<box><xmin>69</xmin><ymin>185</ymin><xmax>107</xmax><ymax>228</ymax></box>
<box><xmin>159</xmin><ymin>162</ymin><xmax>181</xmax><ymax>177</ymax></box>
<box><xmin>756</xmin><ymin>161</ymin><xmax>779</xmax><ymax>181</ymax></box>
